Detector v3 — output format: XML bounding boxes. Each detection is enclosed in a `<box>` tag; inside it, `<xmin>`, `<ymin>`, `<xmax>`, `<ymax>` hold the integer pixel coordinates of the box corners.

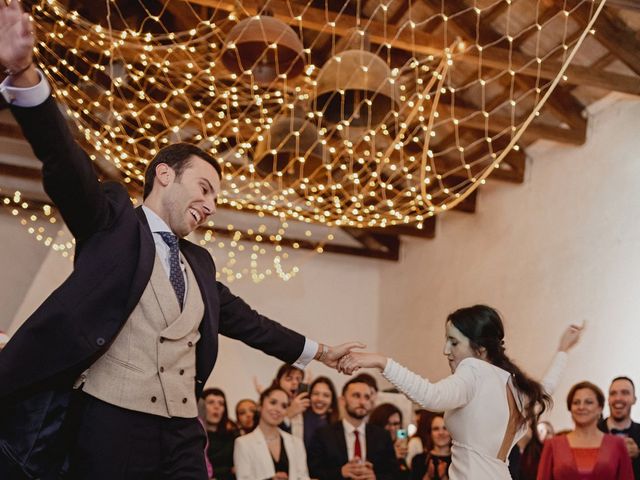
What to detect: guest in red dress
<box><xmin>537</xmin><ymin>381</ymin><xmax>633</xmax><ymax>480</ymax></box>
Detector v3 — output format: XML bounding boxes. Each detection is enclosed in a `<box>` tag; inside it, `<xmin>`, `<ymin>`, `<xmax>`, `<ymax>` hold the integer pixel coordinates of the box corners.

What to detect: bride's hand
<box><xmin>337</xmin><ymin>352</ymin><xmax>387</xmax><ymax>374</ymax></box>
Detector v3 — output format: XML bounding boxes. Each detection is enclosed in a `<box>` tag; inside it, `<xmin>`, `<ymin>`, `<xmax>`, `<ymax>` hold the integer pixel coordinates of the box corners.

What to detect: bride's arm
<box><xmin>383</xmin><ymin>358</ymin><xmax>478</xmax><ymax>411</ymax></box>
<box><xmin>339</xmin><ymin>352</ymin><xmax>478</xmax><ymax>411</ymax></box>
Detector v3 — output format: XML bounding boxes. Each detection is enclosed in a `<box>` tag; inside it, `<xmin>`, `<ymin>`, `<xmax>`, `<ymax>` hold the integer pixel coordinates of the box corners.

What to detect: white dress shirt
<box><xmin>342</xmin><ymin>418</ymin><xmax>367</xmax><ymax>462</ymax></box>
<box><xmin>1</xmin><ymin>71</ymin><xmax>319</xmax><ymax>369</ymax></box>
<box><xmin>141</xmin><ymin>205</ymin><xmax>189</xmax><ymax>301</ymax></box>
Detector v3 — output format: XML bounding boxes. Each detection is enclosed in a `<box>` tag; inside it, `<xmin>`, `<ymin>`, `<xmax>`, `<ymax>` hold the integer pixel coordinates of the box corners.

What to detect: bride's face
<box><xmin>443</xmin><ymin>321</ymin><xmax>477</xmax><ymax>373</ymax></box>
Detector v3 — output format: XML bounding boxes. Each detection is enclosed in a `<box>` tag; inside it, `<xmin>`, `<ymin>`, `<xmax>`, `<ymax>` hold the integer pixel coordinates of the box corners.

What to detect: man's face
<box><xmin>609</xmin><ymin>379</ymin><xmax>636</xmax><ymax>422</ymax></box>
<box><xmin>160</xmin><ymin>156</ymin><xmax>220</xmax><ymax>237</ymax></box>
<box><xmin>342</xmin><ymin>382</ymin><xmax>372</xmax><ymax>421</ymax></box>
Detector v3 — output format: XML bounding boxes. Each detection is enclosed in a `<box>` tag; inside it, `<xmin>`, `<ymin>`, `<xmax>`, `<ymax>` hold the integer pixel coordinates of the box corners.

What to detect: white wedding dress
<box><xmin>382</xmin><ymin>353</ymin><xmax>566</xmax><ymax>480</ymax></box>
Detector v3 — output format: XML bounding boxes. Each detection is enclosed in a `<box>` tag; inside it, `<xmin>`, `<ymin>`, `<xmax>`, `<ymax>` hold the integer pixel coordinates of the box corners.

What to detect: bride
<box><xmin>338</xmin><ymin>305</ymin><xmax>582</xmax><ymax>480</ymax></box>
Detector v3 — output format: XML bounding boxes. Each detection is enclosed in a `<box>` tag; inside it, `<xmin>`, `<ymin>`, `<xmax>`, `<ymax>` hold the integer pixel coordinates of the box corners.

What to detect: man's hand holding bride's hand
<box><xmin>337</xmin><ymin>351</ymin><xmax>388</xmax><ymax>375</ymax></box>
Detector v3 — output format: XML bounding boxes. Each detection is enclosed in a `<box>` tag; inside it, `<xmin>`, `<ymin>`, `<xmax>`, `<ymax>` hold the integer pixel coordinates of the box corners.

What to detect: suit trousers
<box><xmin>66</xmin><ymin>392</ymin><xmax>208</xmax><ymax>480</ymax></box>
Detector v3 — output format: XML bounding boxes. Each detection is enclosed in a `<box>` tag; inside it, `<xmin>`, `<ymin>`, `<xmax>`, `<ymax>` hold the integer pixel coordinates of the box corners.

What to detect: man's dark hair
<box><xmin>143</xmin><ymin>143</ymin><xmax>221</xmax><ymax>199</ymax></box>
<box><xmin>352</xmin><ymin>373</ymin><xmax>378</xmax><ymax>392</ymax></box>
<box><xmin>611</xmin><ymin>376</ymin><xmax>636</xmax><ymax>393</ymax></box>
<box><xmin>342</xmin><ymin>376</ymin><xmax>372</xmax><ymax>396</ymax></box>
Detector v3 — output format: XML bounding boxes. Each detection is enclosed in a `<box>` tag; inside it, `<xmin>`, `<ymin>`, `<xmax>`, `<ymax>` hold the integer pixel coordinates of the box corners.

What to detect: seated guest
<box><xmin>271</xmin><ymin>363</ymin><xmax>309</xmax><ymax>435</ymax></box>
<box><xmin>307</xmin><ymin>377</ymin><xmax>398</xmax><ymax>480</ymax></box>
<box><xmin>410</xmin><ymin>413</ymin><xmax>452</xmax><ymax>480</ymax></box>
<box><xmin>302</xmin><ymin>376</ymin><xmax>340</xmax><ymax>450</ymax></box>
<box><xmin>537</xmin><ymin>381</ymin><xmax>633</xmax><ymax>479</ymax></box>
<box><xmin>509</xmin><ymin>427</ymin><xmax>544</xmax><ymax>480</ymax></box>
<box><xmin>201</xmin><ymin>388</ymin><xmax>239</xmax><ymax>480</ymax></box>
<box><xmin>369</xmin><ymin>403</ymin><xmax>410</xmax><ymax>477</ymax></box>
<box><xmin>538</xmin><ymin>421</ymin><xmax>555</xmax><ymax>442</ymax></box>
<box><xmin>234</xmin><ymin>386</ymin><xmax>310</xmax><ymax>480</ymax></box>
<box><xmin>235</xmin><ymin>398</ymin><xmax>258</xmax><ymax>435</ymax></box>
<box><xmin>598</xmin><ymin>376</ymin><xmax>640</xmax><ymax>479</ymax></box>
<box><xmin>509</xmin><ymin>420</ymin><xmax>554</xmax><ymax>480</ymax></box>
<box><xmin>407</xmin><ymin>409</ymin><xmax>430</xmax><ymax>465</ymax></box>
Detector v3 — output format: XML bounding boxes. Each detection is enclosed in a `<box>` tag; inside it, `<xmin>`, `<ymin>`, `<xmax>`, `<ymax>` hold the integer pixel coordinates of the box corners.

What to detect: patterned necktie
<box><xmin>158</xmin><ymin>232</ymin><xmax>185</xmax><ymax>310</ymax></box>
<box><xmin>353</xmin><ymin>430</ymin><xmax>362</xmax><ymax>460</ymax></box>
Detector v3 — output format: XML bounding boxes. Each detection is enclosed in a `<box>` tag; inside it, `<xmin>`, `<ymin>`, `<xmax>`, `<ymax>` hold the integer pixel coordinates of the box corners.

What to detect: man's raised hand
<box><xmin>0</xmin><ymin>0</ymin><xmax>35</xmax><ymax>72</ymax></box>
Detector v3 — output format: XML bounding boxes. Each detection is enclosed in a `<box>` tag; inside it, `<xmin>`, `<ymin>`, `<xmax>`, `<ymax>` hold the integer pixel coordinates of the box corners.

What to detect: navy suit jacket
<box><xmin>0</xmin><ymin>97</ymin><xmax>306</xmax><ymax>479</ymax></box>
<box><xmin>307</xmin><ymin>421</ymin><xmax>399</xmax><ymax>480</ymax></box>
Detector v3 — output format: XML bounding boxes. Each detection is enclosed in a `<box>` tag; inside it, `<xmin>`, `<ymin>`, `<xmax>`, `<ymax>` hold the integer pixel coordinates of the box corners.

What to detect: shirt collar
<box><xmin>142</xmin><ymin>205</ymin><xmax>172</xmax><ymax>234</ymax></box>
<box><xmin>342</xmin><ymin>418</ymin><xmax>366</xmax><ymax>436</ymax></box>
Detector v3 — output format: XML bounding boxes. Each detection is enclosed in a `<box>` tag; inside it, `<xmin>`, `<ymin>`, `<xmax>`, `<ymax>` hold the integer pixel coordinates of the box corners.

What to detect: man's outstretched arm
<box><xmin>0</xmin><ymin>0</ymin><xmax>114</xmax><ymax>241</ymax></box>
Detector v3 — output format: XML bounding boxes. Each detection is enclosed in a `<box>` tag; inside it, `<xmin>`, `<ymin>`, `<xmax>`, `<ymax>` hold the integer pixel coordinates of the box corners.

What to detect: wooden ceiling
<box><xmin>1</xmin><ymin>0</ymin><xmax>639</xmax><ymax>261</ymax></box>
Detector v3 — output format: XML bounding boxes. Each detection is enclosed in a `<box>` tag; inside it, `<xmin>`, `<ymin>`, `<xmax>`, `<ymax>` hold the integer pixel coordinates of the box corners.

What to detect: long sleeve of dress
<box><xmin>382</xmin><ymin>358</ymin><xmax>478</xmax><ymax>411</ymax></box>
<box><xmin>540</xmin><ymin>352</ymin><xmax>568</xmax><ymax>395</ymax></box>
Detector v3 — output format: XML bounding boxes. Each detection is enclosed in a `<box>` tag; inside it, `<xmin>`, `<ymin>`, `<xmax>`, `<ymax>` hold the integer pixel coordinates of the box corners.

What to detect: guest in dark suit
<box><xmin>307</xmin><ymin>377</ymin><xmax>398</xmax><ymax>480</ymax></box>
<box><xmin>0</xmin><ymin>3</ymin><xmax>361</xmax><ymax>479</ymax></box>
<box><xmin>598</xmin><ymin>376</ymin><xmax>640</xmax><ymax>479</ymax></box>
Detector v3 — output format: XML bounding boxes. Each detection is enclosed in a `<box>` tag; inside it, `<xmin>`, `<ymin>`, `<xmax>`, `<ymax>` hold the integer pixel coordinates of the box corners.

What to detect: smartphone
<box><xmin>296</xmin><ymin>383</ymin><xmax>309</xmax><ymax>395</ymax></box>
<box><xmin>396</xmin><ymin>428</ymin><xmax>408</xmax><ymax>448</ymax></box>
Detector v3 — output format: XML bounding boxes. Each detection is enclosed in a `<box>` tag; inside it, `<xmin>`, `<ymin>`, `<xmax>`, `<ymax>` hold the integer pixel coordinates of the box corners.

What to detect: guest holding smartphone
<box><xmin>370</xmin><ymin>403</ymin><xmax>410</xmax><ymax>478</ymax></box>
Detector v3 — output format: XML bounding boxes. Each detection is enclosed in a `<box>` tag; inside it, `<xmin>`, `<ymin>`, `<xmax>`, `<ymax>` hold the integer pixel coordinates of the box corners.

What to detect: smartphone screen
<box><xmin>296</xmin><ymin>383</ymin><xmax>309</xmax><ymax>395</ymax></box>
<box><xmin>396</xmin><ymin>428</ymin><xmax>408</xmax><ymax>440</ymax></box>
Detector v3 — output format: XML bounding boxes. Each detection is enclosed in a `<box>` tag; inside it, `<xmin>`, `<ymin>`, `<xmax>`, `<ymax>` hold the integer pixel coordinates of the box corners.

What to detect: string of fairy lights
<box><xmin>1</xmin><ymin>0</ymin><xmax>605</xmax><ymax>281</ymax></box>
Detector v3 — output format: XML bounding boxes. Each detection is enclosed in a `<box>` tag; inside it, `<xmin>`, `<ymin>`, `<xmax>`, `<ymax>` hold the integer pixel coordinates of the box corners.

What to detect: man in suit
<box><xmin>598</xmin><ymin>376</ymin><xmax>640</xmax><ymax>479</ymax></box>
<box><xmin>0</xmin><ymin>3</ymin><xmax>360</xmax><ymax>479</ymax></box>
<box><xmin>307</xmin><ymin>377</ymin><xmax>398</xmax><ymax>480</ymax></box>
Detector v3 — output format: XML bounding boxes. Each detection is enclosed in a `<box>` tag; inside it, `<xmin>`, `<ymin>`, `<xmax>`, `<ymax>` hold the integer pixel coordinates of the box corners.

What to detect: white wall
<box><xmin>206</xmin><ymin>250</ymin><xmax>382</xmax><ymax>410</ymax></box>
<box><xmin>378</xmin><ymin>93</ymin><xmax>640</xmax><ymax>430</ymax></box>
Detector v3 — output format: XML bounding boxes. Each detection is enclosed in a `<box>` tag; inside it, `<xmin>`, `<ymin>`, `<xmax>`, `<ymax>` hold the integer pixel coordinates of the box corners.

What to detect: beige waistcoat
<box><xmin>83</xmin><ymin>254</ymin><xmax>204</xmax><ymax>418</ymax></box>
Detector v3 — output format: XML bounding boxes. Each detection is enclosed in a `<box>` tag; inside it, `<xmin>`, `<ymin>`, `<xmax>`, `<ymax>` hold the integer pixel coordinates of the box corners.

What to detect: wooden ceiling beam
<box><xmin>477</xmin><ymin>0</ymin><xmax>510</xmax><ymax>25</ymax></box>
<box><xmin>185</xmin><ymin>0</ymin><xmax>640</xmax><ymax>94</ymax></box>
<box><xmin>341</xmin><ymin>226</ymin><xmax>400</xmax><ymax>254</ymax></box>
<box><xmin>0</xmin><ymin>163</ymin><xmax>41</xmax><ymax>181</ymax></box>
<box><xmin>205</xmin><ymin>224</ymin><xmax>401</xmax><ymax>260</ymax></box>
<box><xmin>443</xmin><ymin>105</ymin><xmax>586</xmax><ymax>145</ymax></box>
<box><xmin>363</xmin><ymin>216</ymin><xmax>436</xmax><ymax>238</ymax></box>
<box><xmin>0</xmin><ymin>122</ymin><xmax>24</xmax><ymax>139</ymax></box>
<box><xmin>604</xmin><ymin>0</ymin><xmax>640</xmax><ymax>11</ymax></box>
<box><xmin>573</xmin><ymin>7</ymin><xmax>640</xmax><ymax>77</ymax></box>
<box><xmin>422</xmin><ymin>0</ymin><xmax>587</xmax><ymax>131</ymax></box>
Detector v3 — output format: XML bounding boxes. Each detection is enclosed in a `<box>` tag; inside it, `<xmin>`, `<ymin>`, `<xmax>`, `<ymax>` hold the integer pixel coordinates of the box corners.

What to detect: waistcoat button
<box><xmin>182</xmin><ymin>398</ymin><xmax>188</xmax><ymax>404</ymax></box>
<box><xmin>96</xmin><ymin>337</ymin><xmax>105</xmax><ymax>346</ymax></box>
<box><xmin>159</xmin><ymin>367</ymin><xmax>164</xmax><ymax>373</ymax></box>
<box><xmin>179</xmin><ymin>369</ymin><xmax>185</xmax><ymax>375</ymax></box>
<box><xmin>187</xmin><ymin>341</ymin><xmax>193</xmax><ymax>347</ymax></box>
<box><xmin>151</xmin><ymin>396</ymin><xmax>157</xmax><ymax>403</ymax></box>
<box><xmin>159</xmin><ymin>337</ymin><xmax>165</xmax><ymax>343</ymax></box>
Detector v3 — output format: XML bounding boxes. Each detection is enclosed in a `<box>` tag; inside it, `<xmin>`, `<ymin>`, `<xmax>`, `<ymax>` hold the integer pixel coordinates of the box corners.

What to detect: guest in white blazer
<box><xmin>234</xmin><ymin>386</ymin><xmax>310</xmax><ymax>480</ymax></box>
